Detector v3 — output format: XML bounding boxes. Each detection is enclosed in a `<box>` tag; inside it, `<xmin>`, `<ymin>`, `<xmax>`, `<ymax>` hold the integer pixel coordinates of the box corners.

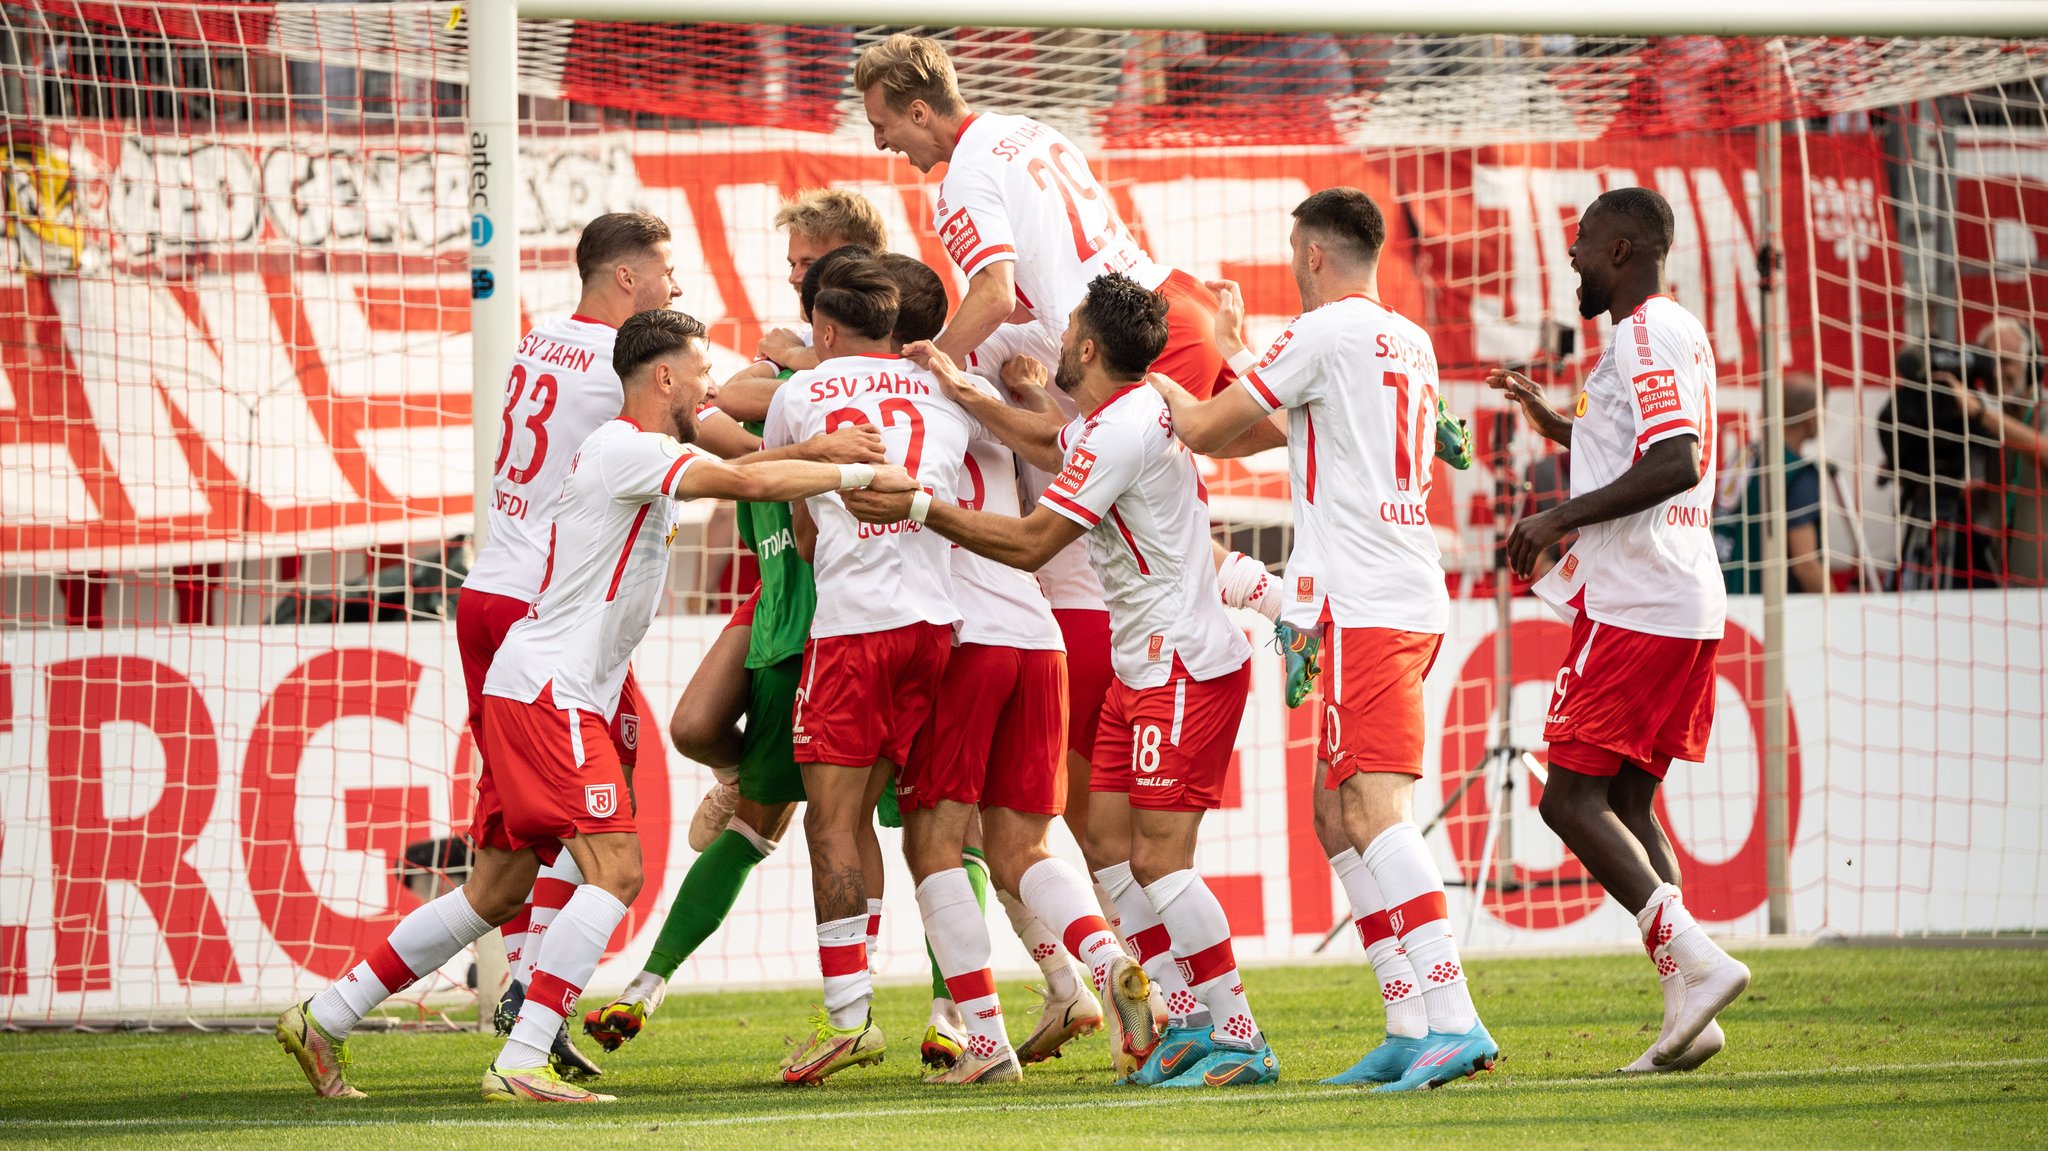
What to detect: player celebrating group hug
<box><xmin>274</xmin><ymin>32</ymin><xmax>1746</xmax><ymax>1103</ymax></box>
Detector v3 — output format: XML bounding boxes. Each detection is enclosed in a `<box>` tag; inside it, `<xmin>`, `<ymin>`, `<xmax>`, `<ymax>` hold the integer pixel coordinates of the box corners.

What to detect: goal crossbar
<box><xmin>513</xmin><ymin>0</ymin><xmax>2048</xmax><ymax>37</ymax></box>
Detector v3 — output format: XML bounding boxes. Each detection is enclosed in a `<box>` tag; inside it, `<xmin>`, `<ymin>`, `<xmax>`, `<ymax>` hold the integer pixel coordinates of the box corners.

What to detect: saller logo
<box><xmin>1055</xmin><ymin>448</ymin><xmax>1097</xmax><ymax>495</ymax></box>
<box><xmin>1632</xmin><ymin>370</ymin><xmax>1681</xmax><ymax>418</ymax></box>
<box><xmin>938</xmin><ymin>208</ymin><xmax>983</xmax><ymax>267</ymax></box>
<box><xmin>585</xmin><ymin>783</ymin><xmax>616</xmax><ymax>818</ymax></box>
<box><xmin>1256</xmin><ymin>328</ymin><xmax>1295</xmax><ymax>370</ymax></box>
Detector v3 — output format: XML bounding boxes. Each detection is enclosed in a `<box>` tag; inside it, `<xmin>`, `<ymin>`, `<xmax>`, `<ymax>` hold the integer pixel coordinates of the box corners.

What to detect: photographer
<box><xmin>1975</xmin><ymin>316</ymin><xmax>2048</xmax><ymax>586</ymax></box>
<box><xmin>1878</xmin><ymin>342</ymin><xmax>2013</xmax><ymax>589</ymax></box>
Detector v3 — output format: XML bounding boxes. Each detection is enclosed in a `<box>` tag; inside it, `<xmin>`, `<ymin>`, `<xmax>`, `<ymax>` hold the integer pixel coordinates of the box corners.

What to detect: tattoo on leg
<box><xmin>815</xmin><ymin>860</ymin><xmax>867</xmax><ymax>924</ymax></box>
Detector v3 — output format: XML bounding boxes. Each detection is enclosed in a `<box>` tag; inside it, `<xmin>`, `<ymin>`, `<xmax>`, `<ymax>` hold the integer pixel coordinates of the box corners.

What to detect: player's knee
<box><xmin>667</xmin><ymin>705</ymin><xmax>716</xmax><ymax>760</ymax></box>
<box><xmin>1536</xmin><ymin>778</ymin><xmax>1580</xmax><ymax>836</ymax></box>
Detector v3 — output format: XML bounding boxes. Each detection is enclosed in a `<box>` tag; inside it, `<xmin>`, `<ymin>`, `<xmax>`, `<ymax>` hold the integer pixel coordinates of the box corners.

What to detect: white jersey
<box><xmin>1240</xmin><ymin>294</ymin><xmax>1450</xmax><ymax>634</ymax></box>
<box><xmin>484</xmin><ymin>418</ymin><xmax>701</xmax><ymax>716</ymax></box>
<box><xmin>464</xmin><ymin>314</ymin><xmax>623</xmax><ymax>602</ymax></box>
<box><xmin>965</xmin><ymin>322</ymin><xmax>1107</xmax><ymax>613</ymax></box>
<box><xmin>937</xmin><ymin>113</ymin><xmax>1168</xmax><ymax>330</ymax></box>
<box><xmin>951</xmin><ymin>435</ymin><xmax>1064</xmax><ymax>650</ymax></box>
<box><xmin>1534</xmin><ymin>295</ymin><xmax>1726</xmax><ymax>640</ymax></box>
<box><xmin>1039</xmin><ymin>384</ymin><xmax>1251</xmax><ymax>689</ymax></box>
<box><xmin>764</xmin><ymin>353</ymin><xmax>979</xmax><ymax>639</ymax></box>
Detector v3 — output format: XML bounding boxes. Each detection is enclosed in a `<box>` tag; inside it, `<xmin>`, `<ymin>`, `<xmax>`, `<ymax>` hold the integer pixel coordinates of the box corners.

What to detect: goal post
<box><xmin>3</xmin><ymin>0</ymin><xmax>2047</xmax><ymax>1028</ymax></box>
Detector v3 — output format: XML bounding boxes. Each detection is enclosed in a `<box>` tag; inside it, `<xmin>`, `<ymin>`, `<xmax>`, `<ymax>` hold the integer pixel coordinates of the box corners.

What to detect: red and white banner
<box><xmin>3</xmin><ymin>124</ymin><xmax>1905</xmax><ymax>571</ymax></box>
<box><xmin>3</xmin><ymin>595</ymin><xmax>2041</xmax><ymax>1019</ymax></box>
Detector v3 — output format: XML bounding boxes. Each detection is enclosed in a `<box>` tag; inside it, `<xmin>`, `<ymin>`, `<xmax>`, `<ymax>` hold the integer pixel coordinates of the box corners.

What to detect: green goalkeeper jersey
<box><xmin>737</xmin><ymin>418</ymin><xmax>816</xmax><ymax>670</ymax></box>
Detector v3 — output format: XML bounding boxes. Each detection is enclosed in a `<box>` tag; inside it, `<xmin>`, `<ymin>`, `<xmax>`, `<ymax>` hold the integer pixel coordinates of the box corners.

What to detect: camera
<box><xmin>1893</xmin><ymin>342</ymin><xmax>1996</xmax><ymax>390</ymax></box>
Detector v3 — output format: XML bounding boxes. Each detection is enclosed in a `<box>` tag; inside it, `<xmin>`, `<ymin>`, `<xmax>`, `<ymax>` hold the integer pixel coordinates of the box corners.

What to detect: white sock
<box><xmin>500</xmin><ymin>906</ymin><xmax>530</xmax><ymax>972</ymax></box>
<box><xmin>1216</xmin><ymin>551</ymin><xmax>1282</xmax><ymax>623</ymax></box>
<box><xmin>1331</xmin><ymin>848</ymin><xmax>1427</xmax><ymax>1039</ymax></box>
<box><xmin>1021</xmin><ymin>858</ymin><xmax>1125</xmax><ymax>996</ymax></box>
<box><xmin>517</xmin><ymin>851</ymin><xmax>584</xmax><ymax>987</ymax></box>
<box><xmin>311</xmin><ymin>888</ymin><xmax>490</xmax><ymax>1040</ymax></box>
<box><xmin>998</xmin><ymin>884</ymin><xmax>1083</xmax><ymax>1000</ymax></box>
<box><xmin>915</xmin><ymin>869</ymin><xmax>1009</xmax><ymax>1060</ymax></box>
<box><xmin>1365</xmin><ymin>822</ymin><xmax>1478</xmax><ymax>1035</ymax></box>
<box><xmin>1146</xmin><ymin>869</ymin><xmax>1260</xmax><ymax>1048</ymax></box>
<box><xmin>1096</xmin><ymin>861</ymin><xmax>1206</xmax><ymax>1028</ymax></box>
<box><xmin>499</xmin><ymin>884</ymin><xmax>627</xmax><ymax>1070</ymax></box>
<box><xmin>865</xmin><ymin>897</ymin><xmax>884</xmax><ymax>971</ymax></box>
<box><xmin>817</xmin><ymin>914</ymin><xmax>871</xmax><ymax>1030</ymax></box>
<box><xmin>1638</xmin><ymin>883</ymin><xmax>1727</xmax><ymax>986</ymax></box>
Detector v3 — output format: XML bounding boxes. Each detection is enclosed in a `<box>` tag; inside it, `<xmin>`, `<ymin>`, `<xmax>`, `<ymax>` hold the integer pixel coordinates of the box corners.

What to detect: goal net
<box><xmin>2</xmin><ymin>1</ymin><xmax>2044</xmax><ymax>1025</ymax></box>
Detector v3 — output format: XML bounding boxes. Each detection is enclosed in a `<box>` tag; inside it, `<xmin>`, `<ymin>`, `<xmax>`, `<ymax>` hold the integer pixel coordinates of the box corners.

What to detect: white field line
<box><xmin>3</xmin><ymin>1056</ymin><xmax>2045</xmax><ymax>1131</ymax></box>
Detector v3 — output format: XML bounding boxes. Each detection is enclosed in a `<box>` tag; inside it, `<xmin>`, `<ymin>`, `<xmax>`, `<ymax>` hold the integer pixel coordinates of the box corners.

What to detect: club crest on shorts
<box><xmin>618</xmin><ymin>713</ymin><xmax>639</xmax><ymax>751</ymax></box>
<box><xmin>1296</xmin><ymin>575</ymin><xmax>1314</xmax><ymax>603</ymax></box>
<box><xmin>1147</xmin><ymin>634</ymin><xmax>1164</xmax><ymax>661</ymax></box>
<box><xmin>585</xmin><ymin>783</ymin><xmax>617</xmax><ymax>818</ymax></box>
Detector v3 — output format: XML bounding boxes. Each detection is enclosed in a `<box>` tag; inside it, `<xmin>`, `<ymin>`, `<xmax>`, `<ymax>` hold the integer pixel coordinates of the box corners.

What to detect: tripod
<box><xmin>1315</xmin><ymin>410</ymin><xmax>1548</xmax><ymax>953</ymax></box>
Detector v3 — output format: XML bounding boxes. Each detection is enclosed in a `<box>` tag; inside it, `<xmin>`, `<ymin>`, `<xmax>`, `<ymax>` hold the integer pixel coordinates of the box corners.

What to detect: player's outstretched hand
<box><xmin>1486</xmin><ymin>367</ymin><xmax>1573</xmax><ymax>445</ymax></box>
<box><xmin>758</xmin><ymin>327</ymin><xmax>805</xmax><ymax>362</ymax></box>
<box><xmin>842</xmin><ymin>486</ymin><xmax>915</xmax><ymax>523</ymax></box>
<box><xmin>866</xmin><ymin>463</ymin><xmax>919</xmax><ymax>494</ymax></box>
<box><xmin>808</xmin><ymin>423</ymin><xmax>887</xmax><ymax>465</ymax></box>
<box><xmin>1145</xmin><ymin>371</ymin><xmax>1191</xmax><ymax>401</ymax></box>
<box><xmin>1203</xmin><ymin>279</ymin><xmax>1248</xmax><ymax>361</ymax></box>
<box><xmin>1505</xmin><ymin>506</ymin><xmax>1569</xmax><ymax>580</ymax></box>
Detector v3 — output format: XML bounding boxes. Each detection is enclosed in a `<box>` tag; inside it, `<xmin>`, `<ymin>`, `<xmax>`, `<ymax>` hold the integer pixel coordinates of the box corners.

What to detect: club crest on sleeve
<box><xmin>1054</xmin><ymin>448</ymin><xmax>1097</xmax><ymax>495</ymax></box>
<box><xmin>585</xmin><ymin>783</ymin><xmax>617</xmax><ymax>818</ymax></box>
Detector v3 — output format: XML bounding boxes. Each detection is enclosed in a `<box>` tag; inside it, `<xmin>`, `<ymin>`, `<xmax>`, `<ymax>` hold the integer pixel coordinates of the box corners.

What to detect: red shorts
<box><xmin>1543</xmin><ymin>615</ymin><xmax>1720</xmax><ymax>780</ymax></box>
<box><xmin>1091</xmin><ymin>658</ymin><xmax>1251</xmax><ymax>812</ymax></box>
<box><xmin>1154</xmin><ymin>269</ymin><xmax>1234</xmax><ymax>400</ymax></box>
<box><xmin>457</xmin><ymin>588</ymin><xmax>641</xmax><ymax>768</ymax></box>
<box><xmin>725</xmin><ymin>585</ymin><xmax>760</xmax><ymax>631</ymax></box>
<box><xmin>792</xmin><ymin>622</ymin><xmax>952</xmax><ymax>768</ymax></box>
<box><xmin>474</xmin><ymin>683</ymin><xmax>636</xmax><ymax>861</ymax></box>
<box><xmin>1054</xmin><ymin>608</ymin><xmax>1114</xmax><ymax>762</ymax></box>
<box><xmin>1318</xmin><ymin>627</ymin><xmax>1442</xmax><ymax>786</ymax></box>
<box><xmin>901</xmin><ymin>645</ymin><xmax>1068</xmax><ymax>814</ymax></box>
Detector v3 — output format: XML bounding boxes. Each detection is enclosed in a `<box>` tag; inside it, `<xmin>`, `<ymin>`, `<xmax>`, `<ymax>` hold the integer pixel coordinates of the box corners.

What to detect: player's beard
<box><xmin>1053</xmin><ymin>343</ymin><xmax>1085</xmax><ymax>395</ymax></box>
<box><xmin>672</xmin><ymin>404</ymin><xmax>699</xmax><ymax>444</ymax></box>
<box><xmin>1577</xmin><ymin>276</ymin><xmax>1610</xmax><ymax>320</ymax></box>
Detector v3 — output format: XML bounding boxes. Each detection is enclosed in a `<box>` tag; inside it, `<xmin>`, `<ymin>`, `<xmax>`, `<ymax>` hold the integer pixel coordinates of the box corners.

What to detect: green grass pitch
<box><xmin>2</xmin><ymin>947</ymin><xmax>2043</xmax><ymax>1149</ymax></box>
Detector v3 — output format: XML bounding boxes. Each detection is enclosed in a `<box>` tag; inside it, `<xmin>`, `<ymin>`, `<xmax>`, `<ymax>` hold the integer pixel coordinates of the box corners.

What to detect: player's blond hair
<box><xmin>773</xmin><ymin>188</ymin><xmax>889</xmax><ymax>252</ymax></box>
<box><xmin>851</xmin><ymin>34</ymin><xmax>965</xmax><ymax>117</ymax></box>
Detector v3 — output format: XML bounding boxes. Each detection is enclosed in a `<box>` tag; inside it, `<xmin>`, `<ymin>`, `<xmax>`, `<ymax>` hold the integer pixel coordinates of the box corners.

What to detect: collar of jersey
<box><xmin>570</xmin><ymin>312</ymin><xmax>616</xmax><ymax>328</ymax></box>
<box><xmin>954</xmin><ymin>112</ymin><xmax>982</xmax><ymax>147</ymax></box>
<box><xmin>1088</xmin><ymin>382</ymin><xmax>1144</xmax><ymax>420</ymax></box>
<box><xmin>1328</xmin><ymin>291</ymin><xmax>1390</xmax><ymax>312</ymax></box>
<box><xmin>614</xmin><ymin>416</ymin><xmax>643</xmax><ymax>431</ymax></box>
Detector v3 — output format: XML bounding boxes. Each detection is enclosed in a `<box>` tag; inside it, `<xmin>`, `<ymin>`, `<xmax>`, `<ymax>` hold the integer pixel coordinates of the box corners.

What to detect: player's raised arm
<box><xmin>904</xmin><ymin>339</ymin><xmax>1065</xmax><ymax>472</ymax></box>
<box><xmin>1486</xmin><ymin>367</ymin><xmax>1574</xmax><ymax>446</ymax></box>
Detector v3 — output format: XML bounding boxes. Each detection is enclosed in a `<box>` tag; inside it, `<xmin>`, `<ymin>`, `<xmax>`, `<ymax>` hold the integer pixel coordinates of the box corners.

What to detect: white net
<box><xmin>1</xmin><ymin>2</ymin><xmax>2044</xmax><ymax>1024</ymax></box>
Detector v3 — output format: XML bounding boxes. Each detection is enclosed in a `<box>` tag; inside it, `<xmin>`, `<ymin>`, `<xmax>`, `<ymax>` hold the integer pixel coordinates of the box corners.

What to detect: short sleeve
<box><xmin>762</xmin><ymin>384</ymin><xmax>800</xmax><ymax>451</ymax></box>
<box><xmin>1239</xmin><ymin>319</ymin><xmax>1319</xmax><ymax>413</ymax></box>
<box><xmin>1039</xmin><ymin>422</ymin><xmax>1143</xmax><ymax>528</ymax></box>
<box><xmin>936</xmin><ymin>165</ymin><xmax>1016</xmax><ymax>279</ymax></box>
<box><xmin>603</xmin><ymin>431</ymin><xmax>698</xmax><ymax>502</ymax></box>
<box><xmin>1625</xmin><ymin>312</ymin><xmax>1707</xmax><ymax>452</ymax></box>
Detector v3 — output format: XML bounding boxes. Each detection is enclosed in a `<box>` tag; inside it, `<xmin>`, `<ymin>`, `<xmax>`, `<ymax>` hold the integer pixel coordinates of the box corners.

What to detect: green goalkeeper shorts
<box><xmin>737</xmin><ymin>656</ymin><xmax>806</xmax><ymax>807</ymax></box>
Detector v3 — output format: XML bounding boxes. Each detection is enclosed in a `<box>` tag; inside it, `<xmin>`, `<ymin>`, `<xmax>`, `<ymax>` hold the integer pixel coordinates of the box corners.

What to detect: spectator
<box><xmin>1715</xmin><ymin>373</ymin><xmax>1828</xmax><ymax>594</ymax></box>
<box><xmin>1977</xmin><ymin>316</ymin><xmax>2048</xmax><ymax>585</ymax></box>
<box><xmin>1879</xmin><ymin>343</ymin><xmax>2007</xmax><ymax>590</ymax></box>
